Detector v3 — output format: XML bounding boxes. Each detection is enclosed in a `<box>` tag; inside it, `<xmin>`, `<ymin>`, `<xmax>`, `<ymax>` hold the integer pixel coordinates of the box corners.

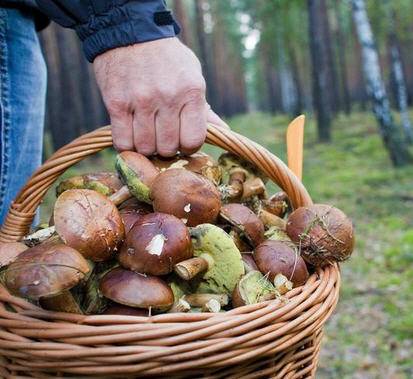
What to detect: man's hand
<box><xmin>94</xmin><ymin>37</ymin><xmax>224</xmax><ymax>156</ymax></box>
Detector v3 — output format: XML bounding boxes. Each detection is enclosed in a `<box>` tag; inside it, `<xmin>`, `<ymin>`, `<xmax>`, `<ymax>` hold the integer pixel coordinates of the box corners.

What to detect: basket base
<box><xmin>0</xmin><ymin>329</ymin><xmax>322</xmax><ymax>379</ymax></box>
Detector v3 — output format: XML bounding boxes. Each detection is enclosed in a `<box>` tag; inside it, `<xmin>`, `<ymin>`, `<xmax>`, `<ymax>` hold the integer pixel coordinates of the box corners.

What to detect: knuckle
<box><xmin>106</xmin><ymin>97</ymin><xmax>129</xmax><ymax>117</ymax></box>
<box><xmin>182</xmin><ymin>84</ymin><xmax>206</xmax><ymax>103</ymax></box>
<box><xmin>135</xmin><ymin>91</ymin><xmax>156</xmax><ymax>110</ymax></box>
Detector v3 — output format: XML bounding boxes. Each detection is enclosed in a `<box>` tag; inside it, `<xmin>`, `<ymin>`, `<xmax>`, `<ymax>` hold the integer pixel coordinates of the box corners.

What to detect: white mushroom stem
<box><xmin>109</xmin><ymin>185</ymin><xmax>132</xmax><ymax>206</ymax></box>
<box><xmin>184</xmin><ymin>293</ymin><xmax>229</xmax><ymax>308</ymax></box>
<box><xmin>168</xmin><ymin>299</ymin><xmax>191</xmax><ymax>313</ymax></box>
<box><xmin>228</xmin><ymin>170</ymin><xmax>246</xmax><ymax>196</ymax></box>
<box><xmin>242</xmin><ymin>177</ymin><xmax>266</xmax><ymax>199</ymax></box>
<box><xmin>202</xmin><ymin>299</ymin><xmax>221</xmax><ymax>313</ymax></box>
<box><xmin>23</xmin><ymin>226</ymin><xmax>56</xmax><ymax>246</ymax></box>
<box><xmin>174</xmin><ymin>257</ymin><xmax>209</xmax><ymax>280</ymax></box>
<box><xmin>273</xmin><ymin>274</ymin><xmax>293</xmax><ymax>295</ymax></box>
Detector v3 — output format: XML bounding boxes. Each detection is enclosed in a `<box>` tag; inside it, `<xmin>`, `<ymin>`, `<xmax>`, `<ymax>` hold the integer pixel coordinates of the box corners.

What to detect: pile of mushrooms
<box><xmin>0</xmin><ymin>150</ymin><xmax>354</xmax><ymax>316</ymax></box>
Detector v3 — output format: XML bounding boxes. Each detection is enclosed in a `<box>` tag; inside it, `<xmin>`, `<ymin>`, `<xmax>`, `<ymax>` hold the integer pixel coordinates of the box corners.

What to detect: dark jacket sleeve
<box><xmin>35</xmin><ymin>0</ymin><xmax>180</xmax><ymax>62</ymax></box>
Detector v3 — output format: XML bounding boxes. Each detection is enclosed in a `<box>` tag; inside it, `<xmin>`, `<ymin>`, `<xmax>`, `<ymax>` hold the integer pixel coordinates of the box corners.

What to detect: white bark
<box><xmin>351</xmin><ymin>0</ymin><xmax>411</xmax><ymax>166</ymax></box>
<box><xmin>389</xmin><ymin>40</ymin><xmax>413</xmax><ymax>142</ymax></box>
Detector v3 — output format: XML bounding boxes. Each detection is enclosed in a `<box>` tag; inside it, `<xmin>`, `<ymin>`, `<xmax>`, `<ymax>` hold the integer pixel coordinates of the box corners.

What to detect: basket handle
<box><xmin>0</xmin><ymin>124</ymin><xmax>312</xmax><ymax>242</ymax></box>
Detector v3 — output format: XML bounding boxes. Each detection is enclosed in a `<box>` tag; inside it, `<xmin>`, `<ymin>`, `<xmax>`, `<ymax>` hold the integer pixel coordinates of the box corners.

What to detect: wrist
<box><xmin>75</xmin><ymin>0</ymin><xmax>180</xmax><ymax>62</ymax></box>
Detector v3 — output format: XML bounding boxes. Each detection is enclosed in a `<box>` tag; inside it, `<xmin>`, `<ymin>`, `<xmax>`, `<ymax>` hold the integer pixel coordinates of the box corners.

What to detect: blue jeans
<box><xmin>0</xmin><ymin>8</ymin><xmax>47</xmax><ymax>226</ymax></box>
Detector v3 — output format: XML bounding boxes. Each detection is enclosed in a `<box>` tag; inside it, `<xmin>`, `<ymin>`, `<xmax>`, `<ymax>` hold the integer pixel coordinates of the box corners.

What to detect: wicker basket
<box><xmin>0</xmin><ymin>124</ymin><xmax>340</xmax><ymax>378</ymax></box>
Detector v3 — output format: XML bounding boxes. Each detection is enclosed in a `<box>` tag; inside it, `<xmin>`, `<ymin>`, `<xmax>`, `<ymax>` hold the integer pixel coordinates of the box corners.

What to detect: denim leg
<box><xmin>0</xmin><ymin>8</ymin><xmax>47</xmax><ymax>226</ymax></box>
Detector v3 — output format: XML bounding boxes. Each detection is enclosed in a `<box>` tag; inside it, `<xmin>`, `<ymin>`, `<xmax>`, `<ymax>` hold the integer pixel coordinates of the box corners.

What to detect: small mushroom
<box><xmin>119</xmin><ymin>201</ymin><xmax>152</xmax><ymax>233</ymax></box>
<box><xmin>99</xmin><ymin>268</ymin><xmax>174</xmax><ymax>311</ymax></box>
<box><xmin>232</xmin><ymin>270</ymin><xmax>277</xmax><ymax>307</ymax></box>
<box><xmin>4</xmin><ymin>242</ymin><xmax>90</xmax><ymax>301</ymax></box>
<box><xmin>241</xmin><ymin>177</ymin><xmax>267</xmax><ymax>200</ymax></box>
<box><xmin>112</xmin><ymin>151</ymin><xmax>159</xmax><ymax>205</ymax></box>
<box><xmin>220</xmin><ymin>203</ymin><xmax>265</xmax><ymax>248</ymax></box>
<box><xmin>0</xmin><ymin>242</ymin><xmax>28</xmax><ymax>268</ymax></box>
<box><xmin>253</xmin><ymin>240</ymin><xmax>309</xmax><ymax>287</ymax></box>
<box><xmin>151</xmin><ymin>169</ymin><xmax>221</xmax><ymax>227</ymax></box>
<box><xmin>102</xmin><ymin>304</ymin><xmax>149</xmax><ymax>316</ymax></box>
<box><xmin>54</xmin><ymin>189</ymin><xmax>125</xmax><ymax>262</ymax></box>
<box><xmin>218</xmin><ymin>153</ymin><xmax>267</xmax><ymax>201</ymax></box>
<box><xmin>151</xmin><ymin>152</ymin><xmax>222</xmax><ymax>185</ymax></box>
<box><xmin>56</xmin><ymin>172</ymin><xmax>123</xmax><ymax>197</ymax></box>
<box><xmin>286</xmin><ymin>204</ymin><xmax>355</xmax><ymax>267</ymax></box>
<box><xmin>273</xmin><ymin>273</ymin><xmax>293</xmax><ymax>295</ymax></box>
<box><xmin>261</xmin><ymin>191</ymin><xmax>290</xmax><ymax>218</ymax></box>
<box><xmin>174</xmin><ymin>224</ymin><xmax>244</xmax><ymax>295</ymax></box>
<box><xmin>168</xmin><ymin>299</ymin><xmax>191</xmax><ymax>313</ymax></box>
<box><xmin>119</xmin><ymin>212</ymin><xmax>192</xmax><ymax>276</ymax></box>
<box><xmin>183</xmin><ymin>293</ymin><xmax>229</xmax><ymax>308</ymax></box>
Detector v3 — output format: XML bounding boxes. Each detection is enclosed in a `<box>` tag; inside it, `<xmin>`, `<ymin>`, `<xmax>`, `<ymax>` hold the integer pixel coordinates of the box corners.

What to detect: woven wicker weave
<box><xmin>0</xmin><ymin>125</ymin><xmax>340</xmax><ymax>378</ymax></box>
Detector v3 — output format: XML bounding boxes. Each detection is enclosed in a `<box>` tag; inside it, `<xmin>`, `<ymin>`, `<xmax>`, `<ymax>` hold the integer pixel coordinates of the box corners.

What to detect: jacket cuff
<box><xmin>76</xmin><ymin>0</ymin><xmax>180</xmax><ymax>62</ymax></box>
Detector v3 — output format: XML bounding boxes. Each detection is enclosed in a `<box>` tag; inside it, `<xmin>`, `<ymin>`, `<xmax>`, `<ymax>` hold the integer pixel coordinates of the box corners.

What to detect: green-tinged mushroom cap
<box><xmin>115</xmin><ymin>152</ymin><xmax>159</xmax><ymax>204</ymax></box>
<box><xmin>56</xmin><ymin>172</ymin><xmax>123</xmax><ymax>197</ymax></box>
<box><xmin>167</xmin><ymin>275</ymin><xmax>192</xmax><ymax>301</ymax></box>
<box><xmin>189</xmin><ymin>224</ymin><xmax>244</xmax><ymax>295</ymax></box>
<box><xmin>232</xmin><ymin>270</ymin><xmax>277</xmax><ymax>307</ymax></box>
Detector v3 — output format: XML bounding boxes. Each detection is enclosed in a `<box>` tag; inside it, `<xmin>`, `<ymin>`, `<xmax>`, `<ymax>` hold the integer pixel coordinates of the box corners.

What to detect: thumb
<box><xmin>207</xmin><ymin>107</ymin><xmax>230</xmax><ymax>130</ymax></box>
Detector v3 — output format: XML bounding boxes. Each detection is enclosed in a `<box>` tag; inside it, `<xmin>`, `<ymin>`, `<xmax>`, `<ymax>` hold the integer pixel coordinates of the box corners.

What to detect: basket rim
<box><xmin>0</xmin><ymin>123</ymin><xmax>338</xmax><ymax>377</ymax></box>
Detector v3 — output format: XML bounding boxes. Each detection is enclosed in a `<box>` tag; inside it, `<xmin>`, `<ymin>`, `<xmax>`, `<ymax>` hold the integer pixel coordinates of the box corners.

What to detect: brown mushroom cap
<box><xmin>99</xmin><ymin>268</ymin><xmax>174</xmax><ymax>310</ymax></box>
<box><xmin>241</xmin><ymin>253</ymin><xmax>259</xmax><ymax>273</ymax></box>
<box><xmin>102</xmin><ymin>304</ymin><xmax>149</xmax><ymax>316</ymax></box>
<box><xmin>220</xmin><ymin>203</ymin><xmax>265</xmax><ymax>247</ymax></box>
<box><xmin>0</xmin><ymin>242</ymin><xmax>28</xmax><ymax>268</ymax></box>
<box><xmin>120</xmin><ymin>202</ymin><xmax>152</xmax><ymax>233</ymax></box>
<box><xmin>4</xmin><ymin>242</ymin><xmax>90</xmax><ymax>300</ymax></box>
<box><xmin>118</xmin><ymin>151</ymin><xmax>159</xmax><ymax>188</ymax></box>
<box><xmin>254</xmin><ymin>240</ymin><xmax>309</xmax><ymax>287</ymax></box>
<box><xmin>54</xmin><ymin>189</ymin><xmax>125</xmax><ymax>262</ymax></box>
<box><xmin>56</xmin><ymin>172</ymin><xmax>123</xmax><ymax>197</ymax></box>
<box><xmin>286</xmin><ymin>204</ymin><xmax>355</xmax><ymax>267</ymax></box>
<box><xmin>151</xmin><ymin>168</ymin><xmax>221</xmax><ymax>227</ymax></box>
<box><xmin>119</xmin><ymin>212</ymin><xmax>192</xmax><ymax>275</ymax></box>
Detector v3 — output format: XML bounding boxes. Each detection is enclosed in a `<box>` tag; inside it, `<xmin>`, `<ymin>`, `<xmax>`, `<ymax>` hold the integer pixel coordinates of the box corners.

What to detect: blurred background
<box><xmin>38</xmin><ymin>1</ymin><xmax>413</xmax><ymax>378</ymax></box>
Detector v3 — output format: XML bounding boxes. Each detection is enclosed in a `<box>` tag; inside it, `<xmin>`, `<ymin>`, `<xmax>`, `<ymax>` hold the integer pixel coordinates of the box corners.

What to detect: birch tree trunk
<box><xmin>308</xmin><ymin>0</ymin><xmax>332</xmax><ymax>142</ymax></box>
<box><xmin>351</xmin><ymin>0</ymin><xmax>411</xmax><ymax>166</ymax></box>
<box><xmin>386</xmin><ymin>7</ymin><xmax>413</xmax><ymax>143</ymax></box>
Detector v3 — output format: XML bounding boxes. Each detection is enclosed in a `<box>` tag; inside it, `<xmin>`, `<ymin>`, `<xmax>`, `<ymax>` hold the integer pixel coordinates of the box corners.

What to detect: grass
<box><xmin>40</xmin><ymin>111</ymin><xmax>413</xmax><ymax>378</ymax></box>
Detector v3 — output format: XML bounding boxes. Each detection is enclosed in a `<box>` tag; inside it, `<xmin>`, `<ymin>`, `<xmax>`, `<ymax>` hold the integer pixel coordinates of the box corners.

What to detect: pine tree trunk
<box><xmin>333</xmin><ymin>0</ymin><xmax>351</xmax><ymax>114</ymax></box>
<box><xmin>351</xmin><ymin>0</ymin><xmax>412</xmax><ymax>166</ymax></box>
<box><xmin>194</xmin><ymin>0</ymin><xmax>217</xmax><ymax>109</ymax></box>
<box><xmin>173</xmin><ymin>0</ymin><xmax>194</xmax><ymax>48</ymax></box>
<box><xmin>321</xmin><ymin>0</ymin><xmax>340</xmax><ymax>114</ymax></box>
<box><xmin>288</xmin><ymin>45</ymin><xmax>304</xmax><ymax>116</ymax></box>
<box><xmin>308</xmin><ymin>0</ymin><xmax>332</xmax><ymax>142</ymax></box>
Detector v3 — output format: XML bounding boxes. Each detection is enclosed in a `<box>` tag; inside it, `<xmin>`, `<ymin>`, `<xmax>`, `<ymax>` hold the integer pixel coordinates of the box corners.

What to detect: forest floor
<box><xmin>40</xmin><ymin>111</ymin><xmax>413</xmax><ymax>379</ymax></box>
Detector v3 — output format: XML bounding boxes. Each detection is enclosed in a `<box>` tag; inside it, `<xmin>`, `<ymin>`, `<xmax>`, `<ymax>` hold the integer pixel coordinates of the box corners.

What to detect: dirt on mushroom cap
<box><xmin>53</xmin><ymin>189</ymin><xmax>125</xmax><ymax>262</ymax></box>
